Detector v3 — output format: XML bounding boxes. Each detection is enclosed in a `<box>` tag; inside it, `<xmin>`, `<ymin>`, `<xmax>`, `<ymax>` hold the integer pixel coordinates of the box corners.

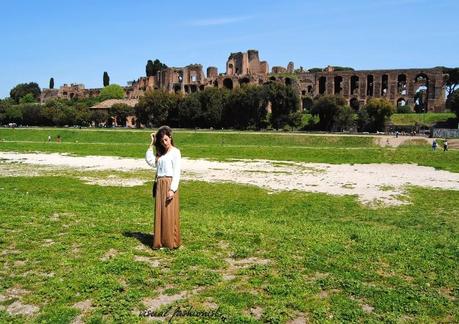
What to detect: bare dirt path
<box><xmin>1</xmin><ymin>151</ymin><xmax>458</xmax><ymax>206</ymax></box>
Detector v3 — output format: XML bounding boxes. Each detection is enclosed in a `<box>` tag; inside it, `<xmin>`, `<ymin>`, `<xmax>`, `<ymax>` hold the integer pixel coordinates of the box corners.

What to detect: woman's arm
<box><xmin>170</xmin><ymin>148</ymin><xmax>181</xmax><ymax>193</ymax></box>
<box><xmin>145</xmin><ymin>133</ymin><xmax>156</xmax><ymax>167</ymax></box>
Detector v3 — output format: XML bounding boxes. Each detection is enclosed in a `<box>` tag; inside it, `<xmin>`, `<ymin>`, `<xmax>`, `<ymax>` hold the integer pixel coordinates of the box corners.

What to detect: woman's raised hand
<box><xmin>150</xmin><ymin>133</ymin><xmax>156</xmax><ymax>145</ymax></box>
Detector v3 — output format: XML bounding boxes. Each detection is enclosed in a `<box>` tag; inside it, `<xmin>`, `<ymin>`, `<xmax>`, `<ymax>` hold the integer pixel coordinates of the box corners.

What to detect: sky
<box><xmin>0</xmin><ymin>0</ymin><xmax>458</xmax><ymax>98</ymax></box>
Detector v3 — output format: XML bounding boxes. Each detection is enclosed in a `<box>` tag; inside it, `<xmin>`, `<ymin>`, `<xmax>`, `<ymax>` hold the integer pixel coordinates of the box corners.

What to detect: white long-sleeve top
<box><xmin>145</xmin><ymin>146</ymin><xmax>181</xmax><ymax>192</ymax></box>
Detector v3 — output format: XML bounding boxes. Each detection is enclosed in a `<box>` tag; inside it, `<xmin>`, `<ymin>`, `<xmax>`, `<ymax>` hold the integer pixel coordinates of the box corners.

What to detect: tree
<box><xmin>99</xmin><ymin>84</ymin><xmax>125</xmax><ymax>101</ymax></box>
<box><xmin>223</xmin><ymin>84</ymin><xmax>268</xmax><ymax>129</ymax></box>
<box><xmin>333</xmin><ymin>105</ymin><xmax>356</xmax><ymax>131</ymax></box>
<box><xmin>0</xmin><ymin>99</ymin><xmax>14</xmax><ymax>124</ymax></box>
<box><xmin>311</xmin><ymin>95</ymin><xmax>346</xmax><ymax>131</ymax></box>
<box><xmin>90</xmin><ymin>110</ymin><xmax>109</xmax><ymax>127</ymax></box>
<box><xmin>110</xmin><ymin>103</ymin><xmax>134</xmax><ymax>127</ymax></box>
<box><xmin>446</xmin><ymin>89</ymin><xmax>459</xmax><ymax>118</ymax></box>
<box><xmin>146</xmin><ymin>60</ymin><xmax>155</xmax><ymax>77</ymax></box>
<box><xmin>103</xmin><ymin>71</ymin><xmax>110</xmax><ymax>87</ymax></box>
<box><xmin>414</xmin><ymin>89</ymin><xmax>427</xmax><ymax>113</ymax></box>
<box><xmin>442</xmin><ymin>67</ymin><xmax>459</xmax><ymax>99</ymax></box>
<box><xmin>49</xmin><ymin>77</ymin><xmax>55</xmax><ymax>89</ymax></box>
<box><xmin>196</xmin><ymin>87</ymin><xmax>228</xmax><ymax>128</ymax></box>
<box><xmin>359</xmin><ymin>98</ymin><xmax>394</xmax><ymax>132</ymax></box>
<box><xmin>265</xmin><ymin>82</ymin><xmax>300</xmax><ymax>129</ymax></box>
<box><xmin>5</xmin><ymin>106</ymin><xmax>23</xmax><ymax>124</ymax></box>
<box><xmin>10</xmin><ymin>82</ymin><xmax>41</xmax><ymax>103</ymax></box>
<box><xmin>20</xmin><ymin>103</ymin><xmax>46</xmax><ymax>125</ymax></box>
<box><xmin>178</xmin><ymin>92</ymin><xmax>202</xmax><ymax>128</ymax></box>
<box><xmin>19</xmin><ymin>93</ymin><xmax>36</xmax><ymax>104</ymax></box>
<box><xmin>135</xmin><ymin>90</ymin><xmax>180</xmax><ymax>127</ymax></box>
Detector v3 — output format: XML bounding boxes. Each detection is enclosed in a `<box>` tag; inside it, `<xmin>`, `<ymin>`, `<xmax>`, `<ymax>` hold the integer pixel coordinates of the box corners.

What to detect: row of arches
<box><xmin>318</xmin><ymin>73</ymin><xmax>429</xmax><ymax>98</ymax></box>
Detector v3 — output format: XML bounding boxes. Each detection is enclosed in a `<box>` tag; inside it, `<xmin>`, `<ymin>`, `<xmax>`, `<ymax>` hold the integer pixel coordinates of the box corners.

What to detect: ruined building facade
<box><xmin>41</xmin><ymin>49</ymin><xmax>447</xmax><ymax>112</ymax></box>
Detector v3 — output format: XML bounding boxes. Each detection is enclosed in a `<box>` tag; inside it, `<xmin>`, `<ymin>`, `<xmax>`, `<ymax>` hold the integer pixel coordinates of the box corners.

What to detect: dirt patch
<box><xmin>224</xmin><ymin>257</ymin><xmax>270</xmax><ymax>268</ymax></box>
<box><xmin>0</xmin><ymin>287</ymin><xmax>39</xmax><ymax>317</ymax></box>
<box><xmin>249</xmin><ymin>306</ymin><xmax>263</xmax><ymax>320</ymax></box>
<box><xmin>100</xmin><ymin>248</ymin><xmax>118</xmax><ymax>261</ymax></box>
<box><xmin>71</xmin><ymin>299</ymin><xmax>93</xmax><ymax>324</ymax></box>
<box><xmin>6</xmin><ymin>300</ymin><xmax>39</xmax><ymax>316</ymax></box>
<box><xmin>375</xmin><ymin>135</ymin><xmax>431</xmax><ymax>148</ymax></box>
<box><xmin>133</xmin><ymin>255</ymin><xmax>160</xmax><ymax>267</ymax></box>
<box><xmin>287</xmin><ymin>312</ymin><xmax>309</xmax><ymax>323</ymax></box>
<box><xmin>2</xmin><ymin>151</ymin><xmax>459</xmax><ymax>206</ymax></box>
<box><xmin>138</xmin><ymin>286</ymin><xmax>204</xmax><ymax>320</ymax></box>
<box><xmin>79</xmin><ymin>176</ymin><xmax>146</xmax><ymax>187</ymax></box>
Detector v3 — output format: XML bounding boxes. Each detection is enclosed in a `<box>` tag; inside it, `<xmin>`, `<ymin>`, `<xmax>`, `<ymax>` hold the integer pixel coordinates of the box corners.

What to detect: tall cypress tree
<box><xmin>103</xmin><ymin>72</ymin><xmax>110</xmax><ymax>87</ymax></box>
<box><xmin>49</xmin><ymin>77</ymin><xmax>54</xmax><ymax>89</ymax></box>
<box><xmin>146</xmin><ymin>60</ymin><xmax>154</xmax><ymax>77</ymax></box>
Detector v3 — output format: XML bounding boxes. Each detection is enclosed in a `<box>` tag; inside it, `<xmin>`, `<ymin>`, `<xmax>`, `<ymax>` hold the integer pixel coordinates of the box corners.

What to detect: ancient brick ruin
<box><xmin>41</xmin><ymin>49</ymin><xmax>448</xmax><ymax>112</ymax></box>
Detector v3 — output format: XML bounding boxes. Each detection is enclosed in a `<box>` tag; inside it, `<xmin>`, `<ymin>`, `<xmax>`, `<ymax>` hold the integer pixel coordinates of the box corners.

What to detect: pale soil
<box><xmin>1</xmin><ymin>151</ymin><xmax>459</xmax><ymax>206</ymax></box>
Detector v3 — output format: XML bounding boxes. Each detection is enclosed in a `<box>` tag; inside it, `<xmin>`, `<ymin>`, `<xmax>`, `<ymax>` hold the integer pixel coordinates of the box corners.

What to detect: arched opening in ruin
<box><xmin>223</xmin><ymin>78</ymin><xmax>233</xmax><ymax>90</ymax></box>
<box><xmin>414</xmin><ymin>73</ymin><xmax>428</xmax><ymax>84</ymax></box>
<box><xmin>228</xmin><ymin>64</ymin><xmax>234</xmax><ymax>75</ymax></box>
<box><xmin>191</xmin><ymin>74</ymin><xmax>197</xmax><ymax>82</ymax></box>
<box><xmin>240</xmin><ymin>77</ymin><xmax>250</xmax><ymax>85</ymax></box>
<box><xmin>285</xmin><ymin>77</ymin><xmax>293</xmax><ymax>86</ymax></box>
<box><xmin>301</xmin><ymin>90</ymin><xmax>306</xmax><ymax>96</ymax></box>
<box><xmin>69</xmin><ymin>93</ymin><xmax>75</xmax><ymax>99</ymax></box>
<box><xmin>307</xmin><ymin>85</ymin><xmax>313</xmax><ymax>93</ymax></box>
<box><xmin>350</xmin><ymin>97</ymin><xmax>360</xmax><ymax>111</ymax></box>
<box><xmin>381</xmin><ymin>74</ymin><xmax>388</xmax><ymax>96</ymax></box>
<box><xmin>184</xmin><ymin>85</ymin><xmax>190</xmax><ymax>93</ymax></box>
<box><xmin>213</xmin><ymin>80</ymin><xmax>218</xmax><ymax>87</ymax></box>
<box><xmin>174</xmin><ymin>84</ymin><xmax>181</xmax><ymax>93</ymax></box>
<box><xmin>269</xmin><ymin>76</ymin><xmax>276</xmax><ymax>81</ymax></box>
<box><xmin>366</xmin><ymin>75</ymin><xmax>374</xmax><ymax>96</ymax></box>
<box><xmin>302</xmin><ymin>97</ymin><xmax>314</xmax><ymax>112</ymax></box>
<box><xmin>319</xmin><ymin>76</ymin><xmax>326</xmax><ymax>94</ymax></box>
<box><xmin>397</xmin><ymin>74</ymin><xmax>407</xmax><ymax>95</ymax></box>
<box><xmin>190</xmin><ymin>85</ymin><xmax>197</xmax><ymax>93</ymax></box>
<box><xmin>258</xmin><ymin>79</ymin><xmax>264</xmax><ymax>85</ymax></box>
<box><xmin>334</xmin><ymin>76</ymin><xmax>343</xmax><ymax>94</ymax></box>
<box><xmin>414</xmin><ymin>85</ymin><xmax>428</xmax><ymax>113</ymax></box>
<box><xmin>397</xmin><ymin>98</ymin><xmax>407</xmax><ymax>107</ymax></box>
<box><xmin>351</xmin><ymin>76</ymin><xmax>359</xmax><ymax>95</ymax></box>
<box><xmin>199</xmin><ymin>85</ymin><xmax>205</xmax><ymax>91</ymax></box>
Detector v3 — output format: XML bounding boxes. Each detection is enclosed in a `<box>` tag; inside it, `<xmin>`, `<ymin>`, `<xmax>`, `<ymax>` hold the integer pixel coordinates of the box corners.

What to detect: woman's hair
<box><xmin>154</xmin><ymin>125</ymin><xmax>174</xmax><ymax>157</ymax></box>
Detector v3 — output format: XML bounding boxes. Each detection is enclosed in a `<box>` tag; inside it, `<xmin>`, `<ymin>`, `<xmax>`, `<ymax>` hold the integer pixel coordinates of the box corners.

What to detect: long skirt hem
<box><xmin>153</xmin><ymin>177</ymin><xmax>181</xmax><ymax>249</ymax></box>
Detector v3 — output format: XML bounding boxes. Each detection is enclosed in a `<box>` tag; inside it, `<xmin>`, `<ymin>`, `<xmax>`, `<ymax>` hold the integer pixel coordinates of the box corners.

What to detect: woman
<box><xmin>145</xmin><ymin>126</ymin><xmax>181</xmax><ymax>249</ymax></box>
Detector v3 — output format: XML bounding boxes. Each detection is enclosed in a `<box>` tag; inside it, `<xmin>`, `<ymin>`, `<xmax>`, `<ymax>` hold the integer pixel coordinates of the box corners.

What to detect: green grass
<box><xmin>391</xmin><ymin>113</ymin><xmax>455</xmax><ymax>126</ymax></box>
<box><xmin>0</xmin><ymin>128</ymin><xmax>458</xmax><ymax>322</ymax></box>
<box><xmin>0</xmin><ymin>175</ymin><xmax>457</xmax><ymax>323</ymax></box>
<box><xmin>1</xmin><ymin>128</ymin><xmax>459</xmax><ymax>173</ymax></box>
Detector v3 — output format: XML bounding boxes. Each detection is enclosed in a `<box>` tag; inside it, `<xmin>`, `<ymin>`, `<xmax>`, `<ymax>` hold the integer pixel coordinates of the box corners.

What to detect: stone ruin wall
<box><xmin>40</xmin><ymin>49</ymin><xmax>448</xmax><ymax>112</ymax></box>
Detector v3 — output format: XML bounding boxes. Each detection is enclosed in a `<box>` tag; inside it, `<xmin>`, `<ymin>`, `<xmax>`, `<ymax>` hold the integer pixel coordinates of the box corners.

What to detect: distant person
<box><xmin>395</xmin><ymin>131</ymin><xmax>399</xmax><ymax>138</ymax></box>
<box><xmin>47</xmin><ymin>135</ymin><xmax>51</xmax><ymax>143</ymax></box>
<box><xmin>432</xmin><ymin>139</ymin><xmax>437</xmax><ymax>151</ymax></box>
<box><xmin>145</xmin><ymin>126</ymin><xmax>182</xmax><ymax>249</ymax></box>
<box><xmin>443</xmin><ymin>139</ymin><xmax>448</xmax><ymax>151</ymax></box>
<box><xmin>56</xmin><ymin>135</ymin><xmax>61</xmax><ymax>143</ymax></box>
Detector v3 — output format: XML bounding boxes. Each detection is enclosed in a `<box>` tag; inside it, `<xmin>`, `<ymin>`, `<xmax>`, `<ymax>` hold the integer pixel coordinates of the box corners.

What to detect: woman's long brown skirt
<box><xmin>153</xmin><ymin>177</ymin><xmax>181</xmax><ymax>249</ymax></box>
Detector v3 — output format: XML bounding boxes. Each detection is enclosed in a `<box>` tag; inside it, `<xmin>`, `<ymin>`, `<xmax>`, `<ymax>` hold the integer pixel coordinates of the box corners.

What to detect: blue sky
<box><xmin>1</xmin><ymin>0</ymin><xmax>458</xmax><ymax>98</ymax></box>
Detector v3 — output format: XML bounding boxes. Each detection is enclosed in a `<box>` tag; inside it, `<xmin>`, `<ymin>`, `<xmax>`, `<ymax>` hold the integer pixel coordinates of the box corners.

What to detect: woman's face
<box><xmin>160</xmin><ymin>134</ymin><xmax>172</xmax><ymax>150</ymax></box>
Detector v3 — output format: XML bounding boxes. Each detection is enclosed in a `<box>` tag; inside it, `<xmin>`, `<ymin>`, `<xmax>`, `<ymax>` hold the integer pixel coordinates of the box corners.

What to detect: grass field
<box><xmin>0</xmin><ymin>129</ymin><xmax>458</xmax><ymax>323</ymax></box>
<box><xmin>390</xmin><ymin>113</ymin><xmax>455</xmax><ymax>126</ymax></box>
<box><xmin>1</xmin><ymin>128</ymin><xmax>458</xmax><ymax>172</ymax></box>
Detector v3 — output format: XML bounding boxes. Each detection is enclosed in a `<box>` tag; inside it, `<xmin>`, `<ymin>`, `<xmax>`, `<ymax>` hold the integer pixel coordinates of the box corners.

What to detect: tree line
<box><xmin>2</xmin><ymin>80</ymin><xmax>458</xmax><ymax>132</ymax></box>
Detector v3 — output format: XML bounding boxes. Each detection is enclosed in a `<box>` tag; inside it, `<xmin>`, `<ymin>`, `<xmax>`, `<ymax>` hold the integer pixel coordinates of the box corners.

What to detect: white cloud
<box><xmin>189</xmin><ymin>15</ymin><xmax>253</xmax><ymax>27</ymax></box>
